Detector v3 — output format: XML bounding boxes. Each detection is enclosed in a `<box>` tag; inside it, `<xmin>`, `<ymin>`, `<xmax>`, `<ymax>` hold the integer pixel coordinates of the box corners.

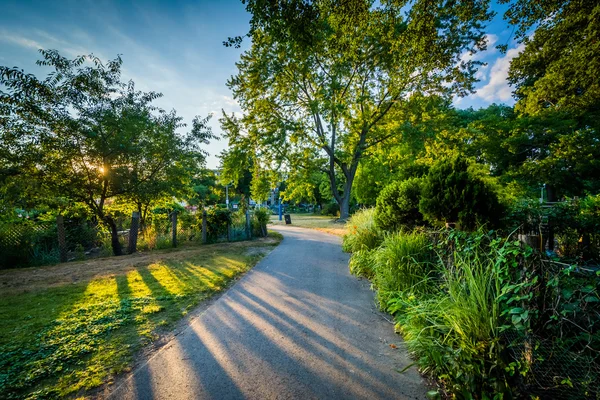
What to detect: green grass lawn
<box><xmin>0</xmin><ymin>234</ymin><xmax>281</xmax><ymax>399</ymax></box>
<box><xmin>269</xmin><ymin>213</ymin><xmax>347</xmax><ymax>236</ymax></box>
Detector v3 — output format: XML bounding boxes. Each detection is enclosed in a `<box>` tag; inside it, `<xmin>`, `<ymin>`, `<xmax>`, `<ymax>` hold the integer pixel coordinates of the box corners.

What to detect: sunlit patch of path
<box><xmin>107</xmin><ymin>226</ymin><xmax>426</xmax><ymax>400</ymax></box>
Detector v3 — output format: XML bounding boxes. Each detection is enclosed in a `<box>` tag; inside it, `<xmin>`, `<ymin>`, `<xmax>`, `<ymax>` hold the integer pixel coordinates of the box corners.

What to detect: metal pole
<box><xmin>279</xmin><ymin>196</ymin><xmax>282</xmax><ymax>221</ymax></box>
<box><xmin>226</xmin><ymin>184</ymin><xmax>229</xmax><ymax>209</ymax></box>
<box><xmin>202</xmin><ymin>209</ymin><xmax>207</xmax><ymax>244</ymax></box>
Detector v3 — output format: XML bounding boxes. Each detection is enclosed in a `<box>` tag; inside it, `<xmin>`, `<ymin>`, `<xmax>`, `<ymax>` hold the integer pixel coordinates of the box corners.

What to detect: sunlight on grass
<box><xmin>269</xmin><ymin>214</ymin><xmax>347</xmax><ymax>236</ymax></box>
<box><xmin>0</xmin><ymin>240</ymin><xmax>279</xmax><ymax>399</ymax></box>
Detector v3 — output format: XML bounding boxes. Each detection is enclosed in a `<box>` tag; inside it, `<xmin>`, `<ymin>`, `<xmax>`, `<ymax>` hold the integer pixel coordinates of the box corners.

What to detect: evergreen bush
<box><xmin>419</xmin><ymin>155</ymin><xmax>502</xmax><ymax>230</ymax></box>
<box><xmin>374</xmin><ymin>178</ymin><xmax>425</xmax><ymax>232</ymax></box>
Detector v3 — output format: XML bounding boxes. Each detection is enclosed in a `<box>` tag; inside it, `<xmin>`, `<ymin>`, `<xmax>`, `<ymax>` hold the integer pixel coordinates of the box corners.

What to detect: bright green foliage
<box><xmin>502</xmin><ymin>0</ymin><xmax>600</xmax><ymax>119</ymax></box>
<box><xmin>0</xmin><ymin>51</ymin><xmax>214</xmax><ymax>256</ymax></box>
<box><xmin>225</xmin><ymin>0</ymin><xmax>493</xmax><ymax>219</ymax></box>
<box><xmin>342</xmin><ymin>208</ymin><xmax>382</xmax><ymax>253</ymax></box>
<box><xmin>250</xmin><ymin>164</ymin><xmax>275</xmax><ymax>204</ymax></box>
<box><xmin>205</xmin><ymin>208</ymin><xmax>232</xmax><ymax>242</ymax></box>
<box><xmin>188</xmin><ymin>169</ymin><xmax>225</xmax><ymax>207</ymax></box>
<box><xmin>372</xmin><ymin>231</ymin><xmax>434</xmax><ymax>306</ymax></box>
<box><xmin>252</xmin><ymin>208</ymin><xmax>270</xmax><ymax>237</ymax></box>
<box><xmin>375</xmin><ymin>178</ymin><xmax>425</xmax><ymax>232</ymax></box>
<box><xmin>348</xmin><ymin>249</ymin><xmax>377</xmax><ymax>279</ymax></box>
<box><xmin>419</xmin><ymin>155</ymin><xmax>502</xmax><ymax>230</ymax></box>
<box><xmin>0</xmin><ymin>244</ymin><xmax>278</xmax><ymax>399</ymax></box>
<box><xmin>360</xmin><ymin>227</ymin><xmax>600</xmax><ymax>397</ymax></box>
<box><xmin>388</xmin><ymin>233</ymin><xmax>505</xmax><ymax>396</ymax></box>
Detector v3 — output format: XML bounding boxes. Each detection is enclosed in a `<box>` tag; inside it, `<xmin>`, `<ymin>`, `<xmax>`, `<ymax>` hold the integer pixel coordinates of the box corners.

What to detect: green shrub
<box><xmin>342</xmin><ymin>208</ymin><xmax>382</xmax><ymax>253</ymax></box>
<box><xmin>373</xmin><ymin>230</ymin><xmax>434</xmax><ymax>305</ymax></box>
<box><xmin>374</xmin><ymin>178</ymin><xmax>425</xmax><ymax>232</ymax></box>
<box><xmin>206</xmin><ymin>208</ymin><xmax>231</xmax><ymax>242</ymax></box>
<box><xmin>384</xmin><ymin>230</ymin><xmax>511</xmax><ymax>396</ymax></box>
<box><xmin>251</xmin><ymin>208</ymin><xmax>269</xmax><ymax>237</ymax></box>
<box><xmin>419</xmin><ymin>155</ymin><xmax>502</xmax><ymax>230</ymax></box>
<box><xmin>388</xmin><ymin>249</ymin><xmax>504</xmax><ymax>396</ymax></box>
<box><xmin>0</xmin><ymin>222</ymin><xmax>58</xmax><ymax>268</ymax></box>
<box><xmin>321</xmin><ymin>202</ymin><xmax>339</xmax><ymax>217</ymax></box>
<box><xmin>349</xmin><ymin>248</ymin><xmax>377</xmax><ymax>279</ymax></box>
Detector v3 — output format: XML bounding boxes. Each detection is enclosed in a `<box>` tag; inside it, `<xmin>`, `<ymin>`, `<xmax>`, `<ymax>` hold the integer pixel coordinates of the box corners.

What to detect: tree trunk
<box><xmin>339</xmin><ymin>195</ymin><xmax>351</xmax><ymax>220</ymax></box>
<box><xmin>337</xmin><ymin>172</ymin><xmax>357</xmax><ymax>220</ymax></box>
<box><xmin>104</xmin><ymin>216</ymin><xmax>123</xmax><ymax>256</ymax></box>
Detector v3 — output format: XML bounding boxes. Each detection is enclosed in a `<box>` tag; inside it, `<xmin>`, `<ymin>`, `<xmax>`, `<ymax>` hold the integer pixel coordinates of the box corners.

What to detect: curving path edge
<box><xmin>107</xmin><ymin>225</ymin><xmax>426</xmax><ymax>400</ymax></box>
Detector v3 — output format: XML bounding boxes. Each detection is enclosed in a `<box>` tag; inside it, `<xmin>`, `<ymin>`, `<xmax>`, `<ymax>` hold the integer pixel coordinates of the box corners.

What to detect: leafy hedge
<box><xmin>374</xmin><ymin>178</ymin><xmax>425</xmax><ymax>232</ymax></box>
<box><xmin>205</xmin><ymin>208</ymin><xmax>231</xmax><ymax>242</ymax></box>
<box><xmin>343</xmin><ymin>208</ymin><xmax>382</xmax><ymax>254</ymax></box>
<box><xmin>342</xmin><ymin>209</ymin><xmax>600</xmax><ymax>398</ymax></box>
<box><xmin>419</xmin><ymin>155</ymin><xmax>503</xmax><ymax>230</ymax></box>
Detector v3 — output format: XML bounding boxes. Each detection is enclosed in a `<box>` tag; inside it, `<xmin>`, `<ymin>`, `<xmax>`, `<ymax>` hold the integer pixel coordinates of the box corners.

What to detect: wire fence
<box><xmin>0</xmin><ymin>209</ymin><xmax>267</xmax><ymax>269</ymax></box>
<box><xmin>504</xmin><ymin>329</ymin><xmax>600</xmax><ymax>398</ymax></box>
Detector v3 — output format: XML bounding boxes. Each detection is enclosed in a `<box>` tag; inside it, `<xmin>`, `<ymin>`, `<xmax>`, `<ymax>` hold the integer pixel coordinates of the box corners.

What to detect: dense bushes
<box><xmin>506</xmin><ymin>195</ymin><xmax>600</xmax><ymax>262</ymax></box>
<box><xmin>373</xmin><ymin>231</ymin><xmax>434</xmax><ymax>305</ymax></box>
<box><xmin>204</xmin><ymin>208</ymin><xmax>231</xmax><ymax>242</ymax></box>
<box><xmin>419</xmin><ymin>155</ymin><xmax>503</xmax><ymax>230</ymax></box>
<box><xmin>374</xmin><ymin>178</ymin><xmax>425</xmax><ymax>232</ymax></box>
<box><xmin>342</xmin><ymin>209</ymin><xmax>600</xmax><ymax>398</ymax></box>
<box><xmin>252</xmin><ymin>208</ymin><xmax>270</xmax><ymax>237</ymax></box>
<box><xmin>343</xmin><ymin>208</ymin><xmax>382</xmax><ymax>253</ymax></box>
<box><xmin>321</xmin><ymin>202</ymin><xmax>340</xmax><ymax>216</ymax></box>
<box><xmin>0</xmin><ymin>222</ymin><xmax>58</xmax><ymax>268</ymax></box>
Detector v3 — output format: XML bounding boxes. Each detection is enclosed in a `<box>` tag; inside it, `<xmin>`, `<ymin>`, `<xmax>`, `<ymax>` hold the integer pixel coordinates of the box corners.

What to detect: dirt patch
<box><xmin>0</xmin><ymin>238</ymin><xmax>278</xmax><ymax>295</ymax></box>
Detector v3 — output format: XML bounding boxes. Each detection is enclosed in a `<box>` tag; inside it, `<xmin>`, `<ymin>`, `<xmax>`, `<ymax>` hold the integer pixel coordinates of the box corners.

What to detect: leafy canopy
<box><xmin>224</xmin><ymin>0</ymin><xmax>493</xmax><ymax>218</ymax></box>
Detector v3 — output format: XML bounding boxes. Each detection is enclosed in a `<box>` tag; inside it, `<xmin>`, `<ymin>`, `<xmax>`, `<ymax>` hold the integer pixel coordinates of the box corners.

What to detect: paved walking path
<box><xmin>108</xmin><ymin>225</ymin><xmax>426</xmax><ymax>399</ymax></box>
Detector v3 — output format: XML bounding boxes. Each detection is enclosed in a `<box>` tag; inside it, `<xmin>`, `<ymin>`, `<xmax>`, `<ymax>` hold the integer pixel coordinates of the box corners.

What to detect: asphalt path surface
<box><xmin>107</xmin><ymin>225</ymin><xmax>426</xmax><ymax>400</ymax></box>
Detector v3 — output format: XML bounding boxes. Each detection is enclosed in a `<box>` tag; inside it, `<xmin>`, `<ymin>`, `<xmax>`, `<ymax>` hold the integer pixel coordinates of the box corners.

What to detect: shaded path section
<box><xmin>108</xmin><ymin>226</ymin><xmax>426</xmax><ymax>400</ymax></box>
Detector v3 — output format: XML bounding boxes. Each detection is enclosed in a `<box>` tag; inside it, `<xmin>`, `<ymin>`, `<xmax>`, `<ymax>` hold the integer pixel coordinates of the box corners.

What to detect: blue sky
<box><xmin>0</xmin><ymin>0</ymin><xmax>522</xmax><ymax>168</ymax></box>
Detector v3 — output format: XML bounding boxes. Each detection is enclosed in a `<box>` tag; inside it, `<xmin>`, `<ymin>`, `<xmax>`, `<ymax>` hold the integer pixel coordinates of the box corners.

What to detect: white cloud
<box><xmin>484</xmin><ymin>33</ymin><xmax>499</xmax><ymax>48</ymax></box>
<box><xmin>0</xmin><ymin>32</ymin><xmax>43</xmax><ymax>50</ymax></box>
<box><xmin>475</xmin><ymin>44</ymin><xmax>525</xmax><ymax>102</ymax></box>
<box><xmin>0</xmin><ymin>25</ymin><xmax>238</xmax><ymax>168</ymax></box>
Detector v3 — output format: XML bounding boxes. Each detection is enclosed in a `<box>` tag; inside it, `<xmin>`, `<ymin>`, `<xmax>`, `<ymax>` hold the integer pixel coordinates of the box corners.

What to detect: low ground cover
<box><xmin>269</xmin><ymin>213</ymin><xmax>347</xmax><ymax>236</ymax></box>
<box><xmin>0</xmin><ymin>233</ymin><xmax>282</xmax><ymax>399</ymax></box>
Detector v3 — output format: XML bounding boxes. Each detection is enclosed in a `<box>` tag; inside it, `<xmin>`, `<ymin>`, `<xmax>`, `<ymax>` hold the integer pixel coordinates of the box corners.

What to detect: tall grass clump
<box><xmin>342</xmin><ymin>208</ymin><xmax>382</xmax><ymax>253</ymax></box>
<box><xmin>387</xmin><ymin>232</ymin><xmax>506</xmax><ymax>397</ymax></box>
<box><xmin>349</xmin><ymin>248</ymin><xmax>377</xmax><ymax>279</ymax></box>
<box><xmin>373</xmin><ymin>231</ymin><xmax>434</xmax><ymax>305</ymax></box>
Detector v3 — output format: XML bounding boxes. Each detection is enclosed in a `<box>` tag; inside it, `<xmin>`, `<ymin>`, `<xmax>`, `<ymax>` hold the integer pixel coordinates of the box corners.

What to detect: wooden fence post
<box><xmin>172</xmin><ymin>211</ymin><xmax>178</xmax><ymax>248</ymax></box>
<box><xmin>202</xmin><ymin>210</ymin><xmax>207</xmax><ymax>244</ymax></box>
<box><xmin>56</xmin><ymin>215</ymin><xmax>68</xmax><ymax>262</ymax></box>
<box><xmin>245</xmin><ymin>210</ymin><xmax>251</xmax><ymax>239</ymax></box>
<box><xmin>128</xmin><ymin>212</ymin><xmax>140</xmax><ymax>254</ymax></box>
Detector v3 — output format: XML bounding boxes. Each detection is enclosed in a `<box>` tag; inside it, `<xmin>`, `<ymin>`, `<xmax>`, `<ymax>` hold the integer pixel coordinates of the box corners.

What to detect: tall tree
<box><xmin>502</xmin><ymin>0</ymin><xmax>600</xmax><ymax>118</ymax></box>
<box><xmin>226</xmin><ymin>0</ymin><xmax>493</xmax><ymax>218</ymax></box>
<box><xmin>0</xmin><ymin>50</ymin><xmax>213</xmax><ymax>255</ymax></box>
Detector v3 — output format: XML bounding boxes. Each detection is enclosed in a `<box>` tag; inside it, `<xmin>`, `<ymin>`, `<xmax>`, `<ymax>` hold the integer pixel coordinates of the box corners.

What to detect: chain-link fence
<box><xmin>0</xmin><ymin>208</ymin><xmax>267</xmax><ymax>269</ymax></box>
<box><xmin>504</xmin><ymin>329</ymin><xmax>600</xmax><ymax>398</ymax></box>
